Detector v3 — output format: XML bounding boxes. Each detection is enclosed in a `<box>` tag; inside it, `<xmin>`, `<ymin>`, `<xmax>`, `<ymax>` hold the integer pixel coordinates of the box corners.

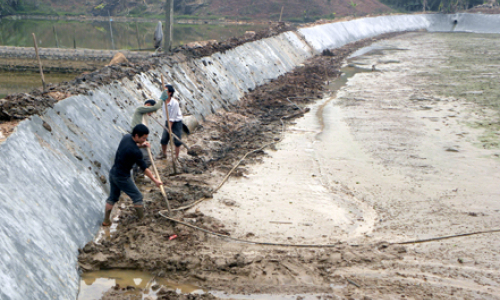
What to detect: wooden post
<box><xmin>164</xmin><ymin>0</ymin><xmax>174</xmax><ymax>52</ymax></box>
<box><xmin>144</xmin><ymin>116</ymin><xmax>172</xmax><ymax>215</ymax></box>
<box><xmin>135</xmin><ymin>22</ymin><xmax>141</xmax><ymax>50</ymax></box>
<box><xmin>279</xmin><ymin>6</ymin><xmax>284</xmax><ymax>22</ymax></box>
<box><xmin>161</xmin><ymin>75</ymin><xmax>178</xmax><ymax>174</ymax></box>
<box><xmin>52</xmin><ymin>26</ymin><xmax>59</xmax><ymax>48</ymax></box>
<box><xmin>108</xmin><ymin>10</ymin><xmax>115</xmax><ymax>50</ymax></box>
<box><xmin>31</xmin><ymin>33</ymin><xmax>46</xmax><ymax>91</ymax></box>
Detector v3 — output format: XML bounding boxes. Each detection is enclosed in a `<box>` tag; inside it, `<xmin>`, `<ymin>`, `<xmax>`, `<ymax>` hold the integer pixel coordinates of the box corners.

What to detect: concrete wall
<box><xmin>0</xmin><ymin>13</ymin><xmax>499</xmax><ymax>300</ymax></box>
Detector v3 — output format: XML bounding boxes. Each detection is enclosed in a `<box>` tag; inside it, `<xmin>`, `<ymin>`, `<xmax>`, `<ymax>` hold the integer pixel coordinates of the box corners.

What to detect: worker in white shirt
<box><xmin>157</xmin><ymin>84</ymin><xmax>183</xmax><ymax>159</ymax></box>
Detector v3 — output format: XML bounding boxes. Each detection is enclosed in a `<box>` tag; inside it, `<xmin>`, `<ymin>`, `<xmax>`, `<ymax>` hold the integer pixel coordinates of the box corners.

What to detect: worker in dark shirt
<box><xmin>102</xmin><ymin>124</ymin><xmax>163</xmax><ymax>226</ymax></box>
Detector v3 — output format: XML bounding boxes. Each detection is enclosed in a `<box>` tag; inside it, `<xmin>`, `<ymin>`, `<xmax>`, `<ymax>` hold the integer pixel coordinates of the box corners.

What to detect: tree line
<box><xmin>381</xmin><ymin>0</ymin><xmax>497</xmax><ymax>12</ymax></box>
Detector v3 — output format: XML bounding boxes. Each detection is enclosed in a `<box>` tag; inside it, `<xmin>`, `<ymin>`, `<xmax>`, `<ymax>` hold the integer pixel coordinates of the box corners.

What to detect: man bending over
<box><xmin>131</xmin><ymin>98</ymin><xmax>165</xmax><ymax>178</ymax></box>
<box><xmin>102</xmin><ymin>124</ymin><xmax>163</xmax><ymax>226</ymax></box>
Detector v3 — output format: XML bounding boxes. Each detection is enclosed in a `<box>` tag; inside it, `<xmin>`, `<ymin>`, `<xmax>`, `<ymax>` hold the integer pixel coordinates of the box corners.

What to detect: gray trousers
<box><xmin>106</xmin><ymin>173</ymin><xmax>143</xmax><ymax>205</ymax></box>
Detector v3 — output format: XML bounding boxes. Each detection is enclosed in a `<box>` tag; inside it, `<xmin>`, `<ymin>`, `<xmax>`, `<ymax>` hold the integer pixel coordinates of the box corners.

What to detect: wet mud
<box><xmin>77</xmin><ymin>32</ymin><xmax>409</xmax><ymax>299</ymax></box>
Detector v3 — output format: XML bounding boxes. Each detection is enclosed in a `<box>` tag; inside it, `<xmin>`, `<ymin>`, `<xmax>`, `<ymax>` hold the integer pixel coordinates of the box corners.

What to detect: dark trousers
<box><xmin>106</xmin><ymin>172</ymin><xmax>143</xmax><ymax>205</ymax></box>
<box><xmin>161</xmin><ymin>121</ymin><xmax>183</xmax><ymax>147</ymax></box>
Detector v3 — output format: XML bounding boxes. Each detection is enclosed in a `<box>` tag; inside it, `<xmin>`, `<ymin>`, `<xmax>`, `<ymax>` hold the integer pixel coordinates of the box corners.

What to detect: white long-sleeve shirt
<box><xmin>162</xmin><ymin>98</ymin><xmax>183</xmax><ymax>122</ymax></box>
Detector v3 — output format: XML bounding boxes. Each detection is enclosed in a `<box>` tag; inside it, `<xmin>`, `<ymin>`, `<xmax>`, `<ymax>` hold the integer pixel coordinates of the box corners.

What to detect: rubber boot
<box><xmin>102</xmin><ymin>209</ymin><xmax>112</xmax><ymax>226</ymax></box>
<box><xmin>134</xmin><ymin>205</ymin><xmax>145</xmax><ymax>220</ymax></box>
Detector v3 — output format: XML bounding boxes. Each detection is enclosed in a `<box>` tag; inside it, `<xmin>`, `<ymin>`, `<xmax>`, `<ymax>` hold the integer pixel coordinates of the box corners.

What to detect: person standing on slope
<box><xmin>158</xmin><ymin>84</ymin><xmax>183</xmax><ymax>160</ymax></box>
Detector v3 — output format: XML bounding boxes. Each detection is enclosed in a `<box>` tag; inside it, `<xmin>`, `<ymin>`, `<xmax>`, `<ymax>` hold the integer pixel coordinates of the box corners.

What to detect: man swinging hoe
<box><xmin>102</xmin><ymin>124</ymin><xmax>163</xmax><ymax>226</ymax></box>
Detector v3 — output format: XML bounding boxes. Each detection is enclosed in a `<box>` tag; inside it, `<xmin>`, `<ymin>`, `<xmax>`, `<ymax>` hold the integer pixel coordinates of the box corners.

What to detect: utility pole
<box><xmin>164</xmin><ymin>0</ymin><xmax>174</xmax><ymax>52</ymax></box>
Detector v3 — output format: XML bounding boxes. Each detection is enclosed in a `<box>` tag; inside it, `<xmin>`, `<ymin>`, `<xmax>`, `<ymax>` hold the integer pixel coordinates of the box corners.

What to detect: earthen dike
<box><xmin>0</xmin><ymin>46</ymin><xmax>151</xmax><ymax>72</ymax></box>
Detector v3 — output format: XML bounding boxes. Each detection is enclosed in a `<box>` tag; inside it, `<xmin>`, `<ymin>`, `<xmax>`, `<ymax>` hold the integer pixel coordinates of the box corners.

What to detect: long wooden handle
<box><xmin>151</xmin><ymin>117</ymin><xmax>190</xmax><ymax>150</ymax></box>
<box><xmin>32</xmin><ymin>33</ymin><xmax>46</xmax><ymax>91</ymax></box>
<box><xmin>143</xmin><ymin>115</ymin><xmax>172</xmax><ymax>215</ymax></box>
<box><xmin>146</xmin><ymin>146</ymin><xmax>172</xmax><ymax>215</ymax></box>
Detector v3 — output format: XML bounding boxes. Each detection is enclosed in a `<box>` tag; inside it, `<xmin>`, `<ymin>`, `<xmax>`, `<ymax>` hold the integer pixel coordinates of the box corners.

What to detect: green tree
<box><xmin>379</xmin><ymin>0</ymin><xmax>483</xmax><ymax>12</ymax></box>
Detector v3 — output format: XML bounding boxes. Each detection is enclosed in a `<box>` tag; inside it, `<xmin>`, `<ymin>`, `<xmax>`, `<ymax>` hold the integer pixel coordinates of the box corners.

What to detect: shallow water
<box><xmin>0</xmin><ymin>71</ymin><xmax>77</xmax><ymax>98</ymax></box>
<box><xmin>316</xmin><ymin>65</ymin><xmax>373</xmax><ymax>135</ymax></box>
<box><xmin>0</xmin><ymin>17</ymin><xmax>267</xmax><ymax>50</ymax></box>
<box><xmin>212</xmin><ymin>292</ymin><xmax>325</xmax><ymax>300</ymax></box>
<box><xmin>78</xmin><ymin>269</ymin><xmax>201</xmax><ymax>300</ymax></box>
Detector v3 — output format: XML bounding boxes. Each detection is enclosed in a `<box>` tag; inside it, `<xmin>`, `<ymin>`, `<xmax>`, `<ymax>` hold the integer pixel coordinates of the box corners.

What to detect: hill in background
<box><xmin>191</xmin><ymin>0</ymin><xmax>392</xmax><ymax>21</ymax></box>
<box><xmin>5</xmin><ymin>0</ymin><xmax>393</xmax><ymax>21</ymax></box>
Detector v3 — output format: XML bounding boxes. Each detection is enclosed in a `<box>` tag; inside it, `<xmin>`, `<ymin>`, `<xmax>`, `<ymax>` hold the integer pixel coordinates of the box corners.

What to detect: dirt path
<box><xmin>78</xmin><ymin>32</ymin><xmax>500</xmax><ymax>300</ymax></box>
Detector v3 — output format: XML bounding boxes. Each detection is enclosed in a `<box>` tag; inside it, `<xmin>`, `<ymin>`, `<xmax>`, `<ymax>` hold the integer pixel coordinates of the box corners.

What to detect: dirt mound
<box><xmin>78</xmin><ymin>32</ymin><xmax>405</xmax><ymax>299</ymax></box>
<box><xmin>0</xmin><ymin>62</ymin><xmax>152</xmax><ymax>121</ymax></box>
<box><xmin>467</xmin><ymin>5</ymin><xmax>500</xmax><ymax>14</ymax></box>
<box><xmin>0</xmin><ymin>93</ymin><xmax>57</xmax><ymax>120</ymax></box>
<box><xmin>172</xmin><ymin>23</ymin><xmax>296</xmax><ymax>57</ymax></box>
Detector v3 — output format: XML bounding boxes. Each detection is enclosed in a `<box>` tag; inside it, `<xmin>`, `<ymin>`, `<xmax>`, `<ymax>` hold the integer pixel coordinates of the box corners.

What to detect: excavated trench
<box><xmin>1</xmin><ymin>13</ymin><xmax>500</xmax><ymax>300</ymax></box>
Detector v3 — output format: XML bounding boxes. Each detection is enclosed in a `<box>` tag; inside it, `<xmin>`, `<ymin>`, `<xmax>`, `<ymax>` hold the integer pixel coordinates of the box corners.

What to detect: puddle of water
<box><xmin>315</xmin><ymin>44</ymin><xmax>410</xmax><ymax>137</ymax></box>
<box><xmin>78</xmin><ymin>269</ymin><xmax>202</xmax><ymax>300</ymax></box>
<box><xmin>316</xmin><ymin>66</ymin><xmax>372</xmax><ymax>136</ymax></box>
<box><xmin>0</xmin><ymin>17</ymin><xmax>268</xmax><ymax>50</ymax></box>
<box><xmin>0</xmin><ymin>71</ymin><xmax>77</xmax><ymax>98</ymax></box>
<box><xmin>212</xmin><ymin>292</ymin><xmax>331</xmax><ymax>300</ymax></box>
<box><xmin>348</xmin><ymin>45</ymin><xmax>409</xmax><ymax>60</ymax></box>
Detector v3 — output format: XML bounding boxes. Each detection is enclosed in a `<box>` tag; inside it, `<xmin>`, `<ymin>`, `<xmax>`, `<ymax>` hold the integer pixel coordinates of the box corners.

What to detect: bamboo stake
<box><xmin>161</xmin><ymin>75</ymin><xmax>178</xmax><ymax>174</ymax></box>
<box><xmin>31</xmin><ymin>33</ymin><xmax>46</xmax><ymax>91</ymax></box>
<box><xmin>135</xmin><ymin>22</ymin><xmax>141</xmax><ymax>50</ymax></box>
<box><xmin>52</xmin><ymin>26</ymin><xmax>59</xmax><ymax>48</ymax></box>
<box><xmin>164</xmin><ymin>0</ymin><xmax>174</xmax><ymax>52</ymax></box>
<box><xmin>144</xmin><ymin>116</ymin><xmax>172</xmax><ymax>215</ymax></box>
<box><xmin>108</xmin><ymin>10</ymin><xmax>115</xmax><ymax>50</ymax></box>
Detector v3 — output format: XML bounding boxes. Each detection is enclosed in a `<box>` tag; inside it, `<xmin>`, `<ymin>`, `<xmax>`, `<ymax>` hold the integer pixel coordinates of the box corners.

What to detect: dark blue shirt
<box><xmin>110</xmin><ymin>134</ymin><xmax>147</xmax><ymax>178</ymax></box>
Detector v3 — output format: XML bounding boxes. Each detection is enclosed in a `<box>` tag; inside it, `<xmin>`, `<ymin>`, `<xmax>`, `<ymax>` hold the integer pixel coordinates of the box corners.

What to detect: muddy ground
<box><xmin>76</xmin><ymin>33</ymin><xmax>422</xmax><ymax>300</ymax></box>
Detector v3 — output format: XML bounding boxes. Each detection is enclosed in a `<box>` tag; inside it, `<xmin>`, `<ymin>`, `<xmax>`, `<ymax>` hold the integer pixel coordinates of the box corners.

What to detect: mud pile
<box><xmin>467</xmin><ymin>5</ymin><xmax>500</xmax><ymax>14</ymax></box>
<box><xmin>172</xmin><ymin>22</ymin><xmax>296</xmax><ymax>57</ymax></box>
<box><xmin>78</xmin><ymin>32</ymin><xmax>407</xmax><ymax>299</ymax></box>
